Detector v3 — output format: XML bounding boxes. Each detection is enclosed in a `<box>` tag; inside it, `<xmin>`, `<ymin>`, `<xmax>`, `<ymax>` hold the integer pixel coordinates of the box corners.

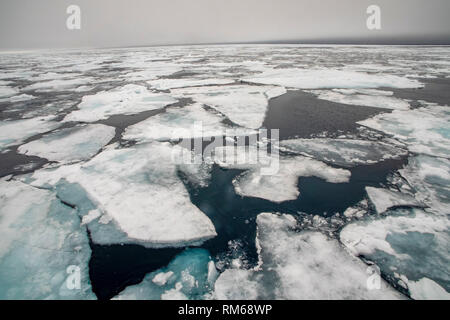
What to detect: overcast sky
<box><xmin>1</xmin><ymin>0</ymin><xmax>450</xmax><ymax>49</ymax></box>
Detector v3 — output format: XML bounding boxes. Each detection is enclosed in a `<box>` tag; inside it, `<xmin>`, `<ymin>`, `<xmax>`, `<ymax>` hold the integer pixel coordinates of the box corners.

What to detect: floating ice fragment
<box><xmin>215</xmin><ymin>212</ymin><xmax>403</xmax><ymax>299</ymax></box>
<box><xmin>0</xmin><ymin>180</ymin><xmax>94</xmax><ymax>299</ymax></box>
<box><xmin>18</xmin><ymin>124</ymin><xmax>115</xmax><ymax>163</ymax></box>
<box><xmin>148</xmin><ymin>78</ymin><xmax>235</xmax><ymax>90</ymax></box>
<box><xmin>64</xmin><ymin>84</ymin><xmax>178</xmax><ymax>123</ymax></box>
<box><xmin>365</xmin><ymin>187</ymin><xmax>424</xmax><ymax>214</ymax></box>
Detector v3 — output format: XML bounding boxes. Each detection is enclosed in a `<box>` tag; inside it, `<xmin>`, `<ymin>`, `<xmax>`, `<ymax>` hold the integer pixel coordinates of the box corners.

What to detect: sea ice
<box><xmin>18</xmin><ymin>124</ymin><xmax>115</xmax><ymax>163</ymax></box>
<box><xmin>0</xmin><ymin>180</ymin><xmax>94</xmax><ymax>299</ymax></box>
<box><xmin>171</xmin><ymin>85</ymin><xmax>287</xmax><ymax>129</ymax></box>
<box><xmin>280</xmin><ymin>138</ymin><xmax>407</xmax><ymax>168</ymax></box>
<box><xmin>306</xmin><ymin>89</ymin><xmax>410</xmax><ymax>110</ymax></box>
<box><xmin>64</xmin><ymin>84</ymin><xmax>178</xmax><ymax>123</ymax></box>
<box><xmin>114</xmin><ymin>249</ymin><xmax>215</xmax><ymax>300</ymax></box>
<box><xmin>242</xmin><ymin>68</ymin><xmax>423</xmax><ymax>89</ymax></box>
<box><xmin>214</xmin><ymin>212</ymin><xmax>403</xmax><ymax>299</ymax></box>
<box><xmin>27</xmin><ymin>141</ymin><xmax>217</xmax><ymax>247</ymax></box>
<box><xmin>123</xmin><ymin>103</ymin><xmax>253</xmax><ymax>143</ymax></box>
<box><xmin>340</xmin><ymin>209</ymin><xmax>450</xmax><ymax>299</ymax></box>
<box><xmin>148</xmin><ymin>78</ymin><xmax>235</xmax><ymax>90</ymax></box>
<box><xmin>358</xmin><ymin>105</ymin><xmax>450</xmax><ymax>158</ymax></box>
<box><xmin>0</xmin><ymin>116</ymin><xmax>59</xmax><ymax>151</ymax></box>
<box><xmin>365</xmin><ymin>187</ymin><xmax>424</xmax><ymax>214</ymax></box>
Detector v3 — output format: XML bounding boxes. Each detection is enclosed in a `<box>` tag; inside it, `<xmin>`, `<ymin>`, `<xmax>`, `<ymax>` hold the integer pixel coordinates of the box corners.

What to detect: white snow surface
<box><xmin>365</xmin><ymin>187</ymin><xmax>424</xmax><ymax>214</ymax></box>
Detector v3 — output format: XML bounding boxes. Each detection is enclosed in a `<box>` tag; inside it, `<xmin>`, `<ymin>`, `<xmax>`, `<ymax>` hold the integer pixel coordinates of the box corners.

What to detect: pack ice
<box><xmin>64</xmin><ymin>84</ymin><xmax>178</xmax><ymax>123</ymax></box>
<box><xmin>0</xmin><ymin>180</ymin><xmax>94</xmax><ymax>299</ymax></box>
<box><xmin>18</xmin><ymin>124</ymin><xmax>115</xmax><ymax>163</ymax></box>
<box><xmin>214</xmin><ymin>212</ymin><xmax>404</xmax><ymax>299</ymax></box>
<box><xmin>28</xmin><ymin>141</ymin><xmax>217</xmax><ymax>247</ymax></box>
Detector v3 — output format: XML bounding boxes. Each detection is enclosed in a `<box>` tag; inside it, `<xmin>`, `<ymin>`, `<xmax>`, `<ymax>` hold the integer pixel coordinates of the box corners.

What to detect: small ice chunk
<box><xmin>0</xmin><ymin>116</ymin><xmax>59</xmax><ymax>151</ymax></box>
<box><xmin>366</xmin><ymin>187</ymin><xmax>424</xmax><ymax>214</ymax></box>
<box><xmin>25</xmin><ymin>78</ymin><xmax>95</xmax><ymax>92</ymax></box>
<box><xmin>152</xmin><ymin>271</ymin><xmax>174</xmax><ymax>286</ymax></box>
<box><xmin>64</xmin><ymin>84</ymin><xmax>178</xmax><ymax>123</ymax></box>
<box><xmin>18</xmin><ymin>124</ymin><xmax>115</xmax><ymax>163</ymax></box>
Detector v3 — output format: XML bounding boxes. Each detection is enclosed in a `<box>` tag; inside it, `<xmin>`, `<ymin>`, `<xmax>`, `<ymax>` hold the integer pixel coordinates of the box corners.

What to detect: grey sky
<box><xmin>1</xmin><ymin>0</ymin><xmax>450</xmax><ymax>49</ymax></box>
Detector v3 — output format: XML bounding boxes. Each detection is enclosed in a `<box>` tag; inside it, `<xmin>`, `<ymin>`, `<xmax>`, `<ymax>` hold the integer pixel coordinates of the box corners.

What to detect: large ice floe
<box><xmin>211</xmin><ymin>146</ymin><xmax>350</xmax><ymax>203</ymax></box>
<box><xmin>358</xmin><ymin>104</ymin><xmax>450</xmax><ymax>158</ymax></box>
<box><xmin>214</xmin><ymin>212</ymin><xmax>404</xmax><ymax>299</ymax></box>
<box><xmin>26</xmin><ymin>141</ymin><xmax>216</xmax><ymax>247</ymax></box>
<box><xmin>280</xmin><ymin>138</ymin><xmax>408</xmax><ymax>168</ymax></box>
<box><xmin>170</xmin><ymin>85</ymin><xmax>287</xmax><ymax>129</ymax></box>
<box><xmin>148</xmin><ymin>78</ymin><xmax>235</xmax><ymax>90</ymax></box>
<box><xmin>306</xmin><ymin>89</ymin><xmax>411</xmax><ymax>110</ymax></box>
<box><xmin>63</xmin><ymin>84</ymin><xmax>178</xmax><ymax>123</ymax></box>
<box><xmin>242</xmin><ymin>68</ymin><xmax>423</xmax><ymax>89</ymax></box>
<box><xmin>18</xmin><ymin>124</ymin><xmax>115</xmax><ymax>163</ymax></box>
<box><xmin>0</xmin><ymin>116</ymin><xmax>59</xmax><ymax>151</ymax></box>
<box><xmin>114</xmin><ymin>248</ymin><xmax>217</xmax><ymax>300</ymax></box>
<box><xmin>123</xmin><ymin>103</ymin><xmax>253</xmax><ymax>143</ymax></box>
<box><xmin>365</xmin><ymin>187</ymin><xmax>425</xmax><ymax>214</ymax></box>
<box><xmin>0</xmin><ymin>179</ymin><xmax>94</xmax><ymax>299</ymax></box>
<box><xmin>340</xmin><ymin>209</ymin><xmax>450</xmax><ymax>300</ymax></box>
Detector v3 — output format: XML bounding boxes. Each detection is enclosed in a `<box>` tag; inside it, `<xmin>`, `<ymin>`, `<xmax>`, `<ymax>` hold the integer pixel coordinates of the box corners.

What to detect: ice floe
<box><xmin>27</xmin><ymin>141</ymin><xmax>217</xmax><ymax>247</ymax></box>
<box><xmin>306</xmin><ymin>89</ymin><xmax>410</xmax><ymax>110</ymax></box>
<box><xmin>0</xmin><ymin>180</ymin><xmax>94</xmax><ymax>299</ymax></box>
<box><xmin>215</xmin><ymin>212</ymin><xmax>403</xmax><ymax>299</ymax></box>
<box><xmin>123</xmin><ymin>103</ymin><xmax>253</xmax><ymax>143</ymax></box>
<box><xmin>340</xmin><ymin>208</ymin><xmax>450</xmax><ymax>299</ymax></box>
<box><xmin>114</xmin><ymin>249</ymin><xmax>215</xmax><ymax>300</ymax></box>
<box><xmin>399</xmin><ymin>155</ymin><xmax>450</xmax><ymax>213</ymax></box>
<box><xmin>148</xmin><ymin>78</ymin><xmax>235</xmax><ymax>90</ymax></box>
<box><xmin>64</xmin><ymin>84</ymin><xmax>178</xmax><ymax>123</ymax></box>
<box><xmin>242</xmin><ymin>68</ymin><xmax>423</xmax><ymax>89</ymax></box>
<box><xmin>358</xmin><ymin>104</ymin><xmax>450</xmax><ymax>158</ymax></box>
<box><xmin>171</xmin><ymin>85</ymin><xmax>286</xmax><ymax>129</ymax></box>
<box><xmin>18</xmin><ymin>124</ymin><xmax>115</xmax><ymax>163</ymax></box>
<box><xmin>365</xmin><ymin>187</ymin><xmax>424</xmax><ymax>214</ymax></box>
<box><xmin>25</xmin><ymin>78</ymin><xmax>95</xmax><ymax>92</ymax></box>
<box><xmin>280</xmin><ymin>138</ymin><xmax>408</xmax><ymax>168</ymax></box>
<box><xmin>0</xmin><ymin>116</ymin><xmax>59</xmax><ymax>151</ymax></box>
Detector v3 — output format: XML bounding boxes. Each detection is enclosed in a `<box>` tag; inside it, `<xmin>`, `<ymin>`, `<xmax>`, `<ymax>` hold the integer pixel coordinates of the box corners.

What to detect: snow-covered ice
<box><xmin>148</xmin><ymin>78</ymin><xmax>235</xmax><ymax>90</ymax></box>
<box><xmin>27</xmin><ymin>142</ymin><xmax>217</xmax><ymax>247</ymax></box>
<box><xmin>280</xmin><ymin>138</ymin><xmax>408</xmax><ymax>168</ymax></box>
<box><xmin>0</xmin><ymin>116</ymin><xmax>59</xmax><ymax>151</ymax></box>
<box><xmin>171</xmin><ymin>85</ymin><xmax>286</xmax><ymax>129</ymax></box>
<box><xmin>18</xmin><ymin>124</ymin><xmax>115</xmax><ymax>163</ymax></box>
<box><xmin>306</xmin><ymin>89</ymin><xmax>411</xmax><ymax>110</ymax></box>
<box><xmin>123</xmin><ymin>103</ymin><xmax>253</xmax><ymax>143</ymax></box>
<box><xmin>64</xmin><ymin>84</ymin><xmax>178</xmax><ymax>123</ymax></box>
<box><xmin>214</xmin><ymin>212</ymin><xmax>403</xmax><ymax>299</ymax></box>
<box><xmin>242</xmin><ymin>68</ymin><xmax>423</xmax><ymax>89</ymax></box>
<box><xmin>365</xmin><ymin>187</ymin><xmax>424</xmax><ymax>214</ymax></box>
